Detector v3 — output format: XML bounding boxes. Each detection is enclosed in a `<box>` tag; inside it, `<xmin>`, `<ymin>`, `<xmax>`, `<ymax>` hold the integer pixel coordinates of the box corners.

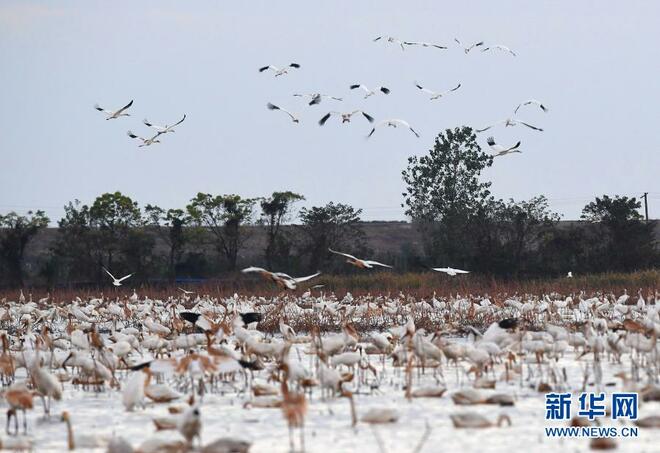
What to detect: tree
<box><xmin>402</xmin><ymin>126</ymin><xmax>493</xmax><ymax>264</ymax></box>
<box><xmin>89</xmin><ymin>192</ymin><xmax>143</xmax><ymax>270</ymax></box>
<box><xmin>186</xmin><ymin>193</ymin><xmax>256</xmax><ymax>270</ymax></box>
<box><xmin>581</xmin><ymin>195</ymin><xmax>656</xmax><ymax>271</ymax></box>
<box><xmin>144</xmin><ymin>205</ymin><xmax>192</xmax><ymax>282</ymax></box>
<box><xmin>298</xmin><ymin>202</ymin><xmax>364</xmax><ymax>270</ymax></box>
<box><xmin>54</xmin><ymin>200</ymin><xmax>97</xmax><ymax>283</ymax></box>
<box><xmin>0</xmin><ymin>210</ymin><xmax>49</xmax><ymax>287</ymax></box>
<box><xmin>259</xmin><ymin>191</ymin><xmax>305</xmax><ymax>268</ymax></box>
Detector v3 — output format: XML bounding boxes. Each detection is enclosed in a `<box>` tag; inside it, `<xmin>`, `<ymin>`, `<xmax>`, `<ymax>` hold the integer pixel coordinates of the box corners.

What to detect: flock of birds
<box><xmin>0</xmin><ymin>275</ymin><xmax>657</xmax><ymax>452</ymax></box>
<box><xmin>256</xmin><ymin>36</ymin><xmax>548</xmax><ymax>157</ymax></box>
<box><xmin>94</xmin><ymin>36</ymin><xmax>547</xmax><ymax>158</ymax></box>
<box><xmin>94</xmin><ymin>100</ymin><xmax>186</xmax><ymax>148</ymax></box>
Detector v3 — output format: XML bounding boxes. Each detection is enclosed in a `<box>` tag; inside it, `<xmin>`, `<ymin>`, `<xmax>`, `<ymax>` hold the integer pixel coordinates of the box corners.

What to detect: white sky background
<box><xmin>1</xmin><ymin>1</ymin><xmax>658</xmax><ymax>223</ymax></box>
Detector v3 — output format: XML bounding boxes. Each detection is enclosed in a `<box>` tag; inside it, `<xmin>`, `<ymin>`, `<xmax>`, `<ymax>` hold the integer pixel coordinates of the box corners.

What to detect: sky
<box><xmin>1</xmin><ymin>1</ymin><xmax>659</xmax><ymax>223</ymax></box>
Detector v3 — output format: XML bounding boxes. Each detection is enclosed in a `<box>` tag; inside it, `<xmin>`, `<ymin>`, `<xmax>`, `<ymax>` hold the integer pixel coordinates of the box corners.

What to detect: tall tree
<box><xmin>0</xmin><ymin>210</ymin><xmax>49</xmax><ymax>287</ymax></box>
<box><xmin>144</xmin><ymin>205</ymin><xmax>192</xmax><ymax>282</ymax></box>
<box><xmin>89</xmin><ymin>192</ymin><xmax>143</xmax><ymax>271</ymax></box>
<box><xmin>298</xmin><ymin>202</ymin><xmax>364</xmax><ymax>270</ymax></box>
<box><xmin>581</xmin><ymin>195</ymin><xmax>657</xmax><ymax>270</ymax></box>
<box><xmin>55</xmin><ymin>200</ymin><xmax>97</xmax><ymax>283</ymax></box>
<box><xmin>259</xmin><ymin>191</ymin><xmax>305</xmax><ymax>268</ymax></box>
<box><xmin>402</xmin><ymin>126</ymin><xmax>493</xmax><ymax>264</ymax></box>
<box><xmin>187</xmin><ymin>193</ymin><xmax>256</xmax><ymax>270</ymax></box>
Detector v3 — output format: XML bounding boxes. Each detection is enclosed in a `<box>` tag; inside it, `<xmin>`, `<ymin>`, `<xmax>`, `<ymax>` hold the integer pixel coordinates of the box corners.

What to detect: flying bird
<box><xmin>266</xmin><ymin>103</ymin><xmax>299</xmax><ymax>123</ymax></box>
<box><xmin>373</xmin><ymin>36</ymin><xmax>405</xmax><ymax>50</ymax></box>
<box><xmin>94</xmin><ymin>100</ymin><xmax>133</xmax><ymax>120</ymax></box>
<box><xmin>514</xmin><ymin>100</ymin><xmax>549</xmax><ymax>115</ymax></box>
<box><xmin>319</xmin><ymin>110</ymin><xmax>374</xmax><ymax>126</ymax></box>
<box><xmin>414</xmin><ymin>82</ymin><xmax>461</xmax><ymax>100</ymax></box>
<box><xmin>143</xmin><ymin>114</ymin><xmax>186</xmax><ymax>135</ymax></box>
<box><xmin>102</xmin><ymin>267</ymin><xmax>132</xmax><ymax>286</ymax></box>
<box><xmin>328</xmin><ymin>249</ymin><xmax>392</xmax><ymax>269</ymax></box>
<box><xmin>368</xmin><ymin>119</ymin><xmax>419</xmax><ymax>138</ymax></box>
<box><xmin>127</xmin><ymin>131</ymin><xmax>161</xmax><ymax>147</ymax></box>
<box><xmin>349</xmin><ymin>84</ymin><xmax>390</xmax><ymax>99</ymax></box>
<box><xmin>293</xmin><ymin>93</ymin><xmax>343</xmax><ymax>106</ymax></box>
<box><xmin>403</xmin><ymin>41</ymin><xmax>447</xmax><ymax>49</ymax></box>
<box><xmin>476</xmin><ymin>118</ymin><xmax>543</xmax><ymax>133</ymax></box>
<box><xmin>258</xmin><ymin>63</ymin><xmax>300</xmax><ymax>76</ymax></box>
<box><xmin>567</xmin><ymin>271</ymin><xmax>573</xmax><ymax>278</ymax></box>
<box><xmin>481</xmin><ymin>45</ymin><xmax>517</xmax><ymax>57</ymax></box>
<box><xmin>487</xmin><ymin>136</ymin><xmax>521</xmax><ymax>157</ymax></box>
<box><xmin>454</xmin><ymin>38</ymin><xmax>484</xmax><ymax>54</ymax></box>
<box><xmin>431</xmin><ymin>267</ymin><xmax>470</xmax><ymax>276</ymax></box>
<box><xmin>178</xmin><ymin>288</ymin><xmax>194</xmax><ymax>295</ymax></box>
<box><xmin>241</xmin><ymin>267</ymin><xmax>321</xmax><ymax>290</ymax></box>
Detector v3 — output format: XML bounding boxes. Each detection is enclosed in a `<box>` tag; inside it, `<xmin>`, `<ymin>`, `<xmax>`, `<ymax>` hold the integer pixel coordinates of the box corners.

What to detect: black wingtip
<box><xmin>498</xmin><ymin>318</ymin><xmax>518</xmax><ymax>329</ymax></box>
<box><xmin>319</xmin><ymin>113</ymin><xmax>331</xmax><ymax>126</ymax></box>
<box><xmin>380</xmin><ymin>87</ymin><xmax>390</xmax><ymax>94</ymax></box>
<box><xmin>130</xmin><ymin>361</ymin><xmax>152</xmax><ymax>371</ymax></box>
<box><xmin>240</xmin><ymin>312</ymin><xmax>262</xmax><ymax>325</ymax></box>
<box><xmin>349</xmin><ymin>84</ymin><xmax>360</xmax><ymax>90</ymax></box>
<box><xmin>180</xmin><ymin>312</ymin><xmax>201</xmax><ymax>324</ymax></box>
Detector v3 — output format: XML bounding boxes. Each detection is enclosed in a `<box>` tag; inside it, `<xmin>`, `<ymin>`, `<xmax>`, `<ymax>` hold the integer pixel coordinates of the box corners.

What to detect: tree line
<box><xmin>0</xmin><ymin>126</ymin><xmax>657</xmax><ymax>288</ymax></box>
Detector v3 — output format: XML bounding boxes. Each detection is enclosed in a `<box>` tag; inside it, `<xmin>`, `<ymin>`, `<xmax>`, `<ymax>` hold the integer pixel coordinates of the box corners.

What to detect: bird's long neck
<box><xmin>65</xmin><ymin>418</ymin><xmax>75</xmax><ymax>450</ymax></box>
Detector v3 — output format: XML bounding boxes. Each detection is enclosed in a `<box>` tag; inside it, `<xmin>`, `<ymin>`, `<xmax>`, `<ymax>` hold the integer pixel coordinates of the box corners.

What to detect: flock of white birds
<box><xmin>0</xmin><ymin>283</ymin><xmax>657</xmax><ymax>452</ymax></box>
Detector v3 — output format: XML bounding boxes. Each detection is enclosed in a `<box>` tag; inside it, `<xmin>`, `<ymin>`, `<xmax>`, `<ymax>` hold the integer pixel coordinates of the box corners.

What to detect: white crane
<box><xmin>454</xmin><ymin>38</ymin><xmax>484</xmax><ymax>54</ymax></box>
<box><xmin>487</xmin><ymin>136</ymin><xmax>522</xmax><ymax>157</ymax></box>
<box><xmin>476</xmin><ymin>118</ymin><xmax>543</xmax><ymax>132</ymax></box>
<box><xmin>241</xmin><ymin>267</ymin><xmax>321</xmax><ymax>290</ymax></box>
<box><xmin>266</xmin><ymin>103</ymin><xmax>299</xmax><ymax>123</ymax></box>
<box><xmin>127</xmin><ymin>131</ymin><xmax>161</xmax><ymax>147</ymax></box>
<box><xmin>414</xmin><ymin>82</ymin><xmax>461</xmax><ymax>100</ymax></box>
<box><xmin>258</xmin><ymin>63</ymin><xmax>300</xmax><ymax>76</ymax></box>
<box><xmin>293</xmin><ymin>93</ymin><xmax>342</xmax><ymax>106</ymax></box>
<box><xmin>514</xmin><ymin>99</ymin><xmax>549</xmax><ymax>114</ymax></box>
<box><xmin>373</xmin><ymin>35</ymin><xmax>405</xmax><ymax>50</ymax></box>
<box><xmin>94</xmin><ymin>100</ymin><xmax>133</xmax><ymax>120</ymax></box>
<box><xmin>431</xmin><ymin>267</ymin><xmax>470</xmax><ymax>276</ymax></box>
<box><xmin>142</xmin><ymin>114</ymin><xmax>186</xmax><ymax>135</ymax></box>
<box><xmin>349</xmin><ymin>84</ymin><xmax>390</xmax><ymax>99</ymax></box>
<box><xmin>328</xmin><ymin>249</ymin><xmax>392</xmax><ymax>269</ymax></box>
<box><xmin>368</xmin><ymin>119</ymin><xmax>419</xmax><ymax>138</ymax></box>
<box><xmin>318</xmin><ymin>110</ymin><xmax>374</xmax><ymax>126</ymax></box>
<box><xmin>403</xmin><ymin>40</ymin><xmax>447</xmax><ymax>49</ymax></box>
<box><xmin>481</xmin><ymin>44</ymin><xmax>517</xmax><ymax>57</ymax></box>
<box><xmin>103</xmin><ymin>267</ymin><xmax>133</xmax><ymax>287</ymax></box>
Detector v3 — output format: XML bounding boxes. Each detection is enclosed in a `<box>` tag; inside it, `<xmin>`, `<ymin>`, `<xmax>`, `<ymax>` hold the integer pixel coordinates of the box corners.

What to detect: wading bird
<box><xmin>318</xmin><ymin>110</ymin><xmax>374</xmax><ymax>126</ymax></box>
<box><xmin>328</xmin><ymin>249</ymin><xmax>392</xmax><ymax>269</ymax></box>
<box><xmin>258</xmin><ymin>63</ymin><xmax>300</xmax><ymax>76</ymax></box>
<box><xmin>94</xmin><ymin>100</ymin><xmax>133</xmax><ymax>120</ymax></box>
<box><xmin>349</xmin><ymin>84</ymin><xmax>390</xmax><ymax>99</ymax></box>
<box><xmin>476</xmin><ymin>118</ymin><xmax>543</xmax><ymax>133</ymax></box>
<box><xmin>414</xmin><ymin>82</ymin><xmax>461</xmax><ymax>100</ymax></box>
<box><xmin>241</xmin><ymin>267</ymin><xmax>321</xmax><ymax>290</ymax></box>
<box><xmin>293</xmin><ymin>93</ymin><xmax>342</xmax><ymax>106</ymax></box>
<box><xmin>126</xmin><ymin>131</ymin><xmax>161</xmax><ymax>147</ymax></box>
<box><xmin>431</xmin><ymin>267</ymin><xmax>470</xmax><ymax>276</ymax></box>
<box><xmin>454</xmin><ymin>38</ymin><xmax>484</xmax><ymax>54</ymax></box>
<box><xmin>266</xmin><ymin>103</ymin><xmax>299</xmax><ymax>123</ymax></box>
<box><xmin>143</xmin><ymin>114</ymin><xmax>186</xmax><ymax>135</ymax></box>
<box><xmin>481</xmin><ymin>45</ymin><xmax>517</xmax><ymax>56</ymax></box>
<box><xmin>102</xmin><ymin>267</ymin><xmax>133</xmax><ymax>287</ymax></box>
<box><xmin>514</xmin><ymin>100</ymin><xmax>548</xmax><ymax>114</ymax></box>
<box><xmin>368</xmin><ymin>119</ymin><xmax>419</xmax><ymax>138</ymax></box>
<box><xmin>487</xmin><ymin>136</ymin><xmax>521</xmax><ymax>157</ymax></box>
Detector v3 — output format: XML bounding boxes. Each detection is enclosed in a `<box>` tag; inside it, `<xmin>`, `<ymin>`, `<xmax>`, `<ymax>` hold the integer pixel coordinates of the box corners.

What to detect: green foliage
<box><xmin>0</xmin><ymin>210</ymin><xmax>49</xmax><ymax>286</ymax></box>
<box><xmin>186</xmin><ymin>193</ymin><xmax>256</xmax><ymax>270</ymax></box>
<box><xmin>259</xmin><ymin>191</ymin><xmax>305</xmax><ymax>268</ymax></box>
<box><xmin>298</xmin><ymin>202</ymin><xmax>365</xmax><ymax>270</ymax></box>
<box><xmin>144</xmin><ymin>205</ymin><xmax>192</xmax><ymax>281</ymax></box>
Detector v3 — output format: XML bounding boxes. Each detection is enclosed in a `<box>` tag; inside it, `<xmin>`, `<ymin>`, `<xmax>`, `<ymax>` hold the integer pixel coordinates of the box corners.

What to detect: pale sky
<box><xmin>1</xmin><ymin>1</ymin><xmax>659</xmax><ymax>223</ymax></box>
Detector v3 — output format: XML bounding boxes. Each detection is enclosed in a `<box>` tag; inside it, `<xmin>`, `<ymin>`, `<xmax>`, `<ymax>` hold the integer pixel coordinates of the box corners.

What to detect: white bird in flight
<box><xmin>514</xmin><ymin>100</ymin><xmax>549</xmax><ymax>115</ymax></box>
<box><xmin>403</xmin><ymin>40</ymin><xmax>447</xmax><ymax>50</ymax></box>
<box><xmin>127</xmin><ymin>131</ymin><xmax>161</xmax><ymax>147</ymax></box>
<box><xmin>178</xmin><ymin>287</ymin><xmax>194</xmax><ymax>295</ymax></box>
<box><xmin>567</xmin><ymin>271</ymin><xmax>573</xmax><ymax>278</ymax></box>
<box><xmin>476</xmin><ymin>118</ymin><xmax>543</xmax><ymax>133</ymax></box>
<box><xmin>487</xmin><ymin>136</ymin><xmax>521</xmax><ymax>157</ymax></box>
<box><xmin>319</xmin><ymin>110</ymin><xmax>374</xmax><ymax>126</ymax></box>
<box><xmin>328</xmin><ymin>249</ymin><xmax>392</xmax><ymax>269</ymax></box>
<box><xmin>373</xmin><ymin>36</ymin><xmax>405</xmax><ymax>50</ymax></box>
<box><xmin>258</xmin><ymin>63</ymin><xmax>300</xmax><ymax>77</ymax></box>
<box><xmin>481</xmin><ymin>45</ymin><xmax>517</xmax><ymax>57</ymax></box>
<box><xmin>454</xmin><ymin>38</ymin><xmax>484</xmax><ymax>54</ymax></box>
<box><xmin>349</xmin><ymin>84</ymin><xmax>390</xmax><ymax>99</ymax></box>
<box><xmin>368</xmin><ymin>119</ymin><xmax>420</xmax><ymax>138</ymax></box>
<box><xmin>241</xmin><ymin>267</ymin><xmax>321</xmax><ymax>290</ymax></box>
<box><xmin>414</xmin><ymin>82</ymin><xmax>461</xmax><ymax>100</ymax></box>
<box><xmin>266</xmin><ymin>103</ymin><xmax>299</xmax><ymax>123</ymax></box>
<box><xmin>103</xmin><ymin>267</ymin><xmax>132</xmax><ymax>286</ymax></box>
<box><xmin>94</xmin><ymin>100</ymin><xmax>133</xmax><ymax>120</ymax></box>
<box><xmin>143</xmin><ymin>114</ymin><xmax>186</xmax><ymax>135</ymax></box>
<box><xmin>293</xmin><ymin>93</ymin><xmax>343</xmax><ymax>106</ymax></box>
<box><xmin>431</xmin><ymin>267</ymin><xmax>470</xmax><ymax>276</ymax></box>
